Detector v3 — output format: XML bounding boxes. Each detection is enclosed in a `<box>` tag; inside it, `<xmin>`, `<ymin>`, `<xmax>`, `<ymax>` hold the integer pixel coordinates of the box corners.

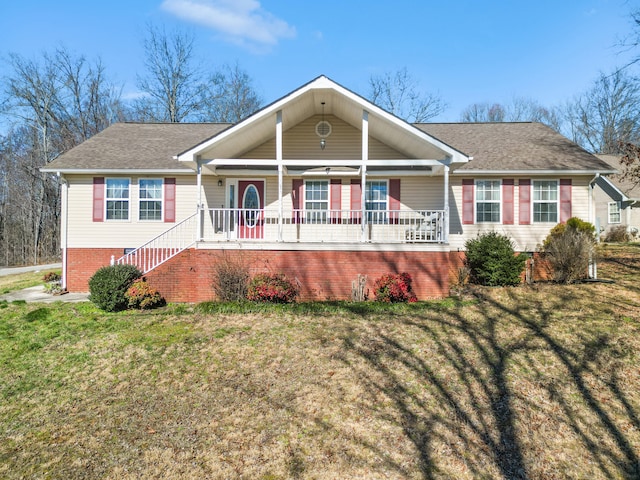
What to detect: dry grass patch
<box><xmin>1</xmin><ymin>245</ymin><xmax>640</xmax><ymax>478</ymax></box>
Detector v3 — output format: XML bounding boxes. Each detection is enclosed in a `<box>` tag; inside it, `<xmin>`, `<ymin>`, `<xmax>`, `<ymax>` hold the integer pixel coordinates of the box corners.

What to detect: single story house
<box><xmin>42</xmin><ymin>76</ymin><xmax>615</xmax><ymax>301</ymax></box>
<box><xmin>594</xmin><ymin>154</ymin><xmax>640</xmax><ymax>239</ymax></box>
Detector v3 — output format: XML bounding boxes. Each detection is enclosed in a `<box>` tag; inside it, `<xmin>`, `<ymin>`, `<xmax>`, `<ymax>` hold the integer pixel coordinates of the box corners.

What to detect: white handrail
<box><xmin>116</xmin><ymin>212</ymin><xmax>198</xmax><ymax>273</ymax></box>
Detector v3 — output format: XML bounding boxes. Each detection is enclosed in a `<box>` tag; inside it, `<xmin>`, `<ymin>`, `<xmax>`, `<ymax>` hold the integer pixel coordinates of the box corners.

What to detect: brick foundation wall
<box><xmin>66</xmin><ymin>247</ymin><xmax>452</xmax><ymax>302</ymax></box>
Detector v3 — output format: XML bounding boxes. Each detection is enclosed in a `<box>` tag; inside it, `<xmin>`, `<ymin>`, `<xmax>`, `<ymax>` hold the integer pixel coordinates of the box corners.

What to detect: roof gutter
<box><xmin>451</xmin><ymin>169</ymin><xmax>617</xmax><ymax>176</ymax></box>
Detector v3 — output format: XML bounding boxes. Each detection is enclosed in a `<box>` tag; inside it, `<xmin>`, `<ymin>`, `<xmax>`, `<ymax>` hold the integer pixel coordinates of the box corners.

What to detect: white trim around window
<box><xmin>475</xmin><ymin>179</ymin><xmax>501</xmax><ymax>223</ymax></box>
<box><xmin>304</xmin><ymin>179</ymin><xmax>329</xmax><ymax>223</ymax></box>
<box><xmin>105</xmin><ymin>177</ymin><xmax>130</xmax><ymax>221</ymax></box>
<box><xmin>138</xmin><ymin>178</ymin><xmax>163</xmax><ymax>221</ymax></box>
<box><xmin>532</xmin><ymin>179</ymin><xmax>559</xmax><ymax>223</ymax></box>
<box><xmin>608</xmin><ymin>201</ymin><xmax>621</xmax><ymax>224</ymax></box>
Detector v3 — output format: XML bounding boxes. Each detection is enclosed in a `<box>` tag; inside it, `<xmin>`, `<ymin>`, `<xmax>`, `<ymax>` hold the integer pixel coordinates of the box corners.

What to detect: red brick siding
<box><xmin>67</xmin><ymin>248</ymin><xmax>452</xmax><ymax>302</ymax></box>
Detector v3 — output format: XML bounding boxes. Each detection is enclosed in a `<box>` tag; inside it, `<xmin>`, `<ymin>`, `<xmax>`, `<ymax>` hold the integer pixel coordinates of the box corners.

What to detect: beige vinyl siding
<box><xmin>242</xmin><ymin>115</ymin><xmax>406</xmax><ymax>160</ymax></box>
<box><xmin>65</xmin><ymin>174</ymin><xmax>198</xmax><ymax>248</ymax></box>
<box><xmin>449</xmin><ymin>175</ymin><xmax>592</xmax><ymax>252</ymax></box>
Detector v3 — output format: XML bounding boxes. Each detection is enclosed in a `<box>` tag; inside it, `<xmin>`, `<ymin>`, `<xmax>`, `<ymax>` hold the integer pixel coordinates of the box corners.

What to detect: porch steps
<box><xmin>114</xmin><ymin>212</ymin><xmax>198</xmax><ymax>274</ymax></box>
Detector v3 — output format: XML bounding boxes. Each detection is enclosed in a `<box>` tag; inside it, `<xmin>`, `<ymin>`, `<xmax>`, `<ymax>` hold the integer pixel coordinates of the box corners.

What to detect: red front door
<box><xmin>238</xmin><ymin>180</ymin><xmax>265</xmax><ymax>239</ymax></box>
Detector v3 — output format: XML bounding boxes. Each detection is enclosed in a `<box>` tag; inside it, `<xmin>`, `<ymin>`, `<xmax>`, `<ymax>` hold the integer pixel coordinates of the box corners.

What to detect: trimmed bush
<box><xmin>542</xmin><ymin>217</ymin><xmax>596</xmax><ymax>284</ymax></box>
<box><xmin>88</xmin><ymin>264</ymin><xmax>142</xmax><ymax>312</ymax></box>
<box><xmin>247</xmin><ymin>273</ymin><xmax>298</xmax><ymax>303</ymax></box>
<box><xmin>373</xmin><ymin>272</ymin><xmax>418</xmax><ymax>303</ymax></box>
<box><xmin>125</xmin><ymin>279</ymin><xmax>165</xmax><ymax>309</ymax></box>
<box><xmin>465</xmin><ymin>232</ymin><xmax>526</xmax><ymax>286</ymax></box>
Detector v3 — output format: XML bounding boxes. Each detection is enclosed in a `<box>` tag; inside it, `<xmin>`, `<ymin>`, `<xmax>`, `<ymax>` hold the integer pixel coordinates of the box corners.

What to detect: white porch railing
<box><xmin>201</xmin><ymin>208</ymin><xmax>445</xmax><ymax>243</ymax></box>
<box><xmin>115</xmin><ymin>212</ymin><xmax>198</xmax><ymax>273</ymax></box>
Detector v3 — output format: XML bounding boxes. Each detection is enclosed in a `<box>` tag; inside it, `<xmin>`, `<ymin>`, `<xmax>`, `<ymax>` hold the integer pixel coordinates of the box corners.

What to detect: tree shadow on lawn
<box><xmin>333</xmin><ymin>284</ymin><xmax>640</xmax><ymax>479</ymax></box>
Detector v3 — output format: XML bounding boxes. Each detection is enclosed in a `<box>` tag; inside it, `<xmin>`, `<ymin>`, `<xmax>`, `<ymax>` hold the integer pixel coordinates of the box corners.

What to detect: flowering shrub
<box><xmin>373</xmin><ymin>272</ymin><xmax>418</xmax><ymax>303</ymax></box>
<box><xmin>89</xmin><ymin>264</ymin><xmax>142</xmax><ymax>312</ymax></box>
<box><xmin>246</xmin><ymin>273</ymin><xmax>298</xmax><ymax>303</ymax></box>
<box><xmin>125</xmin><ymin>278</ymin><xmax>165</xmax><ymax>309</ymax></box>
<box><xmin>43</xmin><ymin>272</ymin><xmax>61</xmax><ymax>283</ymax></box>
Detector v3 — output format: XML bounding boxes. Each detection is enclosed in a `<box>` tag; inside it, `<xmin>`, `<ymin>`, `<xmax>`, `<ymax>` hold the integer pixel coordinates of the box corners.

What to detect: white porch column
<box><xmin>276</xmin><ymin>110</ymin><xmax>283</xmax><ymax>241</ymax></box>
<box><xmin>443</xmin><ymin>163</ymin><xmax>450</xmax><ymax>243</ymax></box>
<box><xmin>59</xmin><ymin>173</ymin><xmax>68</xmax><ymax>290</ymax></box>
<box><xmin>361</xmin><ymin>110</ymin><xmax>369</xmax><ymax>242</ymax></box>
<box><xmin>196</xmin><ymin>157</ymin><xmax>203</xmax><ymax>241</ymax></box>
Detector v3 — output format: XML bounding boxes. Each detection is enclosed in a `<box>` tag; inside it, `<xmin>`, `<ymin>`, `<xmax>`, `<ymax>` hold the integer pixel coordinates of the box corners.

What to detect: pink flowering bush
<box><xmin>125</xmin><ymin>278</ymin><xmax>164</xmax><ymax>309</ymax></box>
<box><xmin>373</xmin><ymin>272</ymin><xmax>418</xmax><ymax>303</ymax></box>
<box><xmin>247</xmin><ymin>273</ymin><xmax>299</xmax><ymax>303</ymax></box>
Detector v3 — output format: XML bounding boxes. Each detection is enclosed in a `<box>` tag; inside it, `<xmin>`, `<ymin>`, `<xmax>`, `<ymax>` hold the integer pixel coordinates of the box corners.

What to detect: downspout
<box><xmin>58</xmin><ymin>172</ymin><xmax>68</xmax><ymax>291</ymax></box>
<box><xmin>588</xmin><ymin>173</ymin><xmax>600</xmax><ymax>279</ymax></box>
<box><xmin>443</xmin><ymin>163</ymin><xmax>450</xmax><ymax>243</ymax></box>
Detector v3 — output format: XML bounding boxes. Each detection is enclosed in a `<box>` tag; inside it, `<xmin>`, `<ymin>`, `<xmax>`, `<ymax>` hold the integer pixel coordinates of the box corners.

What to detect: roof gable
<box><xmin>177</xmin><ymin>75</ymin><xmax>469</xmax><ymax>165</ymax></box>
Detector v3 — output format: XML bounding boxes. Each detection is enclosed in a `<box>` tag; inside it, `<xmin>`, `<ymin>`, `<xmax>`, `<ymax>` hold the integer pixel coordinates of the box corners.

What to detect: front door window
<box><xmin>243</xmin><ymin>184</ymin><xmax>260</xmax><ymax>227</ymax></box>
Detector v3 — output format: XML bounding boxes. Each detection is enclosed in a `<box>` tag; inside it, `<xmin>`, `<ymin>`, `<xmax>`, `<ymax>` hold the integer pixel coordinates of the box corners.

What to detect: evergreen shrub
<box><xmin>465</xmin><ymin>232</ymin><xmax>526</xmax><ymax>286</ymax></box>
<box><xmin>88</xmin><ymin>264</ymin><xmax>142</xmax><ymax>311</ymax></box>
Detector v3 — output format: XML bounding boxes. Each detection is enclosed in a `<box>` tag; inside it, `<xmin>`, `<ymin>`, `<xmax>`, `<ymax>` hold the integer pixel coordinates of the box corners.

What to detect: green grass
<box><xmin>0</xmin><ymin>247</ymin><xmax>639</xmax><ymax>479</ymax></box>
<box><xmin>0</xmin><ymin>269</ymin><xmax>60</xmax><ymax>294</ymax></box>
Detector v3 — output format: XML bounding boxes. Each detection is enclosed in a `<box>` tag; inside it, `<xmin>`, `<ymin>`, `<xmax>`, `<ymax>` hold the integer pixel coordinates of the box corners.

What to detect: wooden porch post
<box><xmin>361</xmin><ymin>110</ymin><xmax>369</xmax><ymax>242</ymax></box>
<box><xmin>276</xmin><ymin>110</ymin><xmax>283</xmax><ymax>242</ymax></box>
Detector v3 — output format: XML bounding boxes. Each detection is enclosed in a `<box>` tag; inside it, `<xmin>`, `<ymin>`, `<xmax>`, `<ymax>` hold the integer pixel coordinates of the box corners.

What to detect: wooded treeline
<box><xmin>2</xmin><ymin>19</ymin><xmax>640</xmax><ymax>266</ymax></box>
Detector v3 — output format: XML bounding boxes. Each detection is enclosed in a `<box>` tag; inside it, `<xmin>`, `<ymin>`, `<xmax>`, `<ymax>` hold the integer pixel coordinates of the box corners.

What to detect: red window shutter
<box><xmin>164</xmin><ymin>178</ymin><xmax>176</xmax><ymax>223</ymax></box>
<box><xmin>502</xmin><ymin>179</ymin><xmax>514</xmax><ymax>225</ymax></box>
<box><xmin>292</xmin><ymin>179</ymin><xmax>303</xmax><ymax>223</ymax></box>
<box><xmin>93</xmin><ymin>177</ymin><xmax>104</xmax><ymax>222</ymax></box>
<box><xmin>330</xmin><ymin>179</ymin><xmax>341</xmax><ymax>223</ymax></box>
<box><xmin>350</xmin><ymin>180</ymin><xmax>362</xmax><ymax>223</ymax></box>
<box><xmin>519</xmin><ymin>179</ymin><xmax>531</xmax><ymax>225</ymax></box>
<box><xmin>560</xmin><ymin>179</ymin><xmax>572</xmax><ymax>222</ymax></box>
<box><xmin>462</xmin><ymin>179</ymin><xmax>474</xmax><ymax>225</ymax></box>
<box><xmin>389</xmin><ymin>179</ymin><xmax>401</xmax><ymax>224</ymax></box>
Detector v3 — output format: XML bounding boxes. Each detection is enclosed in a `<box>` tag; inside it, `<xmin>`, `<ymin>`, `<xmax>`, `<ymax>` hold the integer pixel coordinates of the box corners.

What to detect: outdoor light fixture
<box><xmin>217</xmin><ymin>179</ymin><xmax>223</xmax><ymax>187</ymax></box>
<box><xmin>320</xmin><ymin>101</ymin><xmax>326</xmax><ymax>150</ymax></box>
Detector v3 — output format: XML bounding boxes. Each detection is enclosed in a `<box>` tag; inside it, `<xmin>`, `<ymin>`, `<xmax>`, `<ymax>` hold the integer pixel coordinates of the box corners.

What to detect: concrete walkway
<box><xmin>0</xmin><ymin>285</ymin><xmax>89</xmax><ymax>303</ymax></box>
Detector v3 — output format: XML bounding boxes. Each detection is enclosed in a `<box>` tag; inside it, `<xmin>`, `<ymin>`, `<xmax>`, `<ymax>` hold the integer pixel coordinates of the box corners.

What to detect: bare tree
<box><xmin>460</xmin><ymin>97</ymin><xmax>562</xmax><ymax>131</ymax></box>
<box><xmin>199</xmin><ymin>63</ymin><xmax>262</xmax><ymax>122</ymax></box>
<box><xmin>135</xmin><ymin>25</ymin><xmax>204</xmax><ymax>122</ymax></box>
<box><xmin>618</xmin><ymin>142</ymin><xmax>640</xmax><ymax>188</ymax></box>
<box><xmin>2</xmin><ymin>48</ymin><xmax>123</xmax><ymax>265</ymax></box>
<box><xmin>563</xmin><ymin>70</ymin><xmax>640</xmax><ymax>154</ymax></box>
<box><xmin>368</xmin><ymin>68</ymin><xmax>446</xmax><ymax>122</ymax></box>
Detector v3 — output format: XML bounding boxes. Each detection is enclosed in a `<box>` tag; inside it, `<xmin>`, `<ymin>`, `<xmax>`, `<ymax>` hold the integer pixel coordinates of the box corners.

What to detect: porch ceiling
<box><xmin>177</xmin><ymin>76</ymin><xmax>469</xmax><ymax>168</ymax></box>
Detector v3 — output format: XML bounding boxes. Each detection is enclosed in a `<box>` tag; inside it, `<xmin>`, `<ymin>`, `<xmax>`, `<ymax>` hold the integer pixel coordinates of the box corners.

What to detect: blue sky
<box><xmin>1</xmin><ymin>0</ymin><xmax>638</xmax><ymax>121</ymax></box>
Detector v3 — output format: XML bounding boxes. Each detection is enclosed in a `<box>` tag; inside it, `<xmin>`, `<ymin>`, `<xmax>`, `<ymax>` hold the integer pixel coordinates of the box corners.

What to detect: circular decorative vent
<box><xmin>315</xmin><ymin>120</ymin><xmax>332</xmax><ymax>138</ymax></box>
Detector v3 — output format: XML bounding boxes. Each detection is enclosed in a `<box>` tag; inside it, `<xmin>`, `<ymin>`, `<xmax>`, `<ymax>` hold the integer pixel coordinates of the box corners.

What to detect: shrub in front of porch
<box><xmin>125</xmin><ymin>278</ymin><xmax>165</xmax><ymax>310</ymax></box>
<box><xmin>465</xmin><ymin>232</ymin><xmax>526</xmax><ymax>287</ymax></box>
<box><xmin>247</xmin><ymin>273</ymin><xmax>299</xmax><ymax>303</ymax></box>
<box><xmin>373</xmin><ymin>272</ymin><xmax>418</xmax><ymax>303</ymax></box>
<box><xmin>88</xmin><ymin>264</ymin><xmax>143</xmax><ymax>312</ymax></box>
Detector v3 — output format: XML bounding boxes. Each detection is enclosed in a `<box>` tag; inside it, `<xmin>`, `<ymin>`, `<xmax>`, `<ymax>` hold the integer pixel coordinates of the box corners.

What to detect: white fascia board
<box><xmin>40</xmin><ymin>168</ymin><xmax>196</xmax><ymax>175</ymax></box>
<box><xmin>451</xmin><ymin>169</ymin><xmax>618</xmax><ymax>176</ymax></box>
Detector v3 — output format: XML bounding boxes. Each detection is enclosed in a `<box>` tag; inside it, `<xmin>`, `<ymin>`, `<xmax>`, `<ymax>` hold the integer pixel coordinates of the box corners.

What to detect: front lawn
<box><xmin>0</xmin><ymin>246</ymin><xmax>639</xmax><ymax>479</ymax></box>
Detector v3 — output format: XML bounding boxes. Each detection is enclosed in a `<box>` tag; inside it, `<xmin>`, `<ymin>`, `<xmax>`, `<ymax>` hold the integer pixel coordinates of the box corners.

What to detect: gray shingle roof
<box><xmin>44</xmin><ymin>120</ymin><xmax>614</xmax><ymax>174</ymax></box>
<box><xmin>597</xmin><ymin>154</ymin><xmax>640</xmax><ymax>199</ymax></box>
<box><xmin>418</xmin><ymin>122</ymin><xmax>614</xmax><ymax>172</ymax></box>
<box><xmin>44</xmin><ymin>122</ymin><xmax>229</xmax><ymax>171</ymax></box>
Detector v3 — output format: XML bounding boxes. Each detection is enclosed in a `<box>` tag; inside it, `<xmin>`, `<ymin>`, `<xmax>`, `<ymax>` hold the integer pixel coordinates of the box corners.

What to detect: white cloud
<box><xmin>161</xmin><ymin>0</ymin><xmax>296</xmax><ymax>50</ymax></box>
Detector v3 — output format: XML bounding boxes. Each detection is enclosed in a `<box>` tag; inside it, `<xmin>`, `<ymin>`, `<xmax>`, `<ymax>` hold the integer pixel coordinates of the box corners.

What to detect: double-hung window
<box><xmin>105</xmin><ymin>178</ymin><xmax>130</xmax><ymax>220</ymax></box>
<box><xmin>139</xmin><ymin>179</ymin><xmax>163</xmax><ymax>221</ymax></box>
<box><xmin>305</xmin><ymin>180</ymin><xmax>328</xmax><ymax>223</ymax></box>
<box><xmin>608</xmin><ymin>201</ymin><xmax>621</xmax><ymax>224</ymax></box>
<box><xmin>533</xmin><ymin>180</ymin><xmax>558</xmax><ymax>223</ymax></box>
<box><xmin>365</xmin><ymin>180</ymin><xmax>387</xmax><ymax>224</ymax></box>
<box><xmin>475</xmin><ymin>180</ymin><xmax>501</xmax><ymax>223</ymax></box>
